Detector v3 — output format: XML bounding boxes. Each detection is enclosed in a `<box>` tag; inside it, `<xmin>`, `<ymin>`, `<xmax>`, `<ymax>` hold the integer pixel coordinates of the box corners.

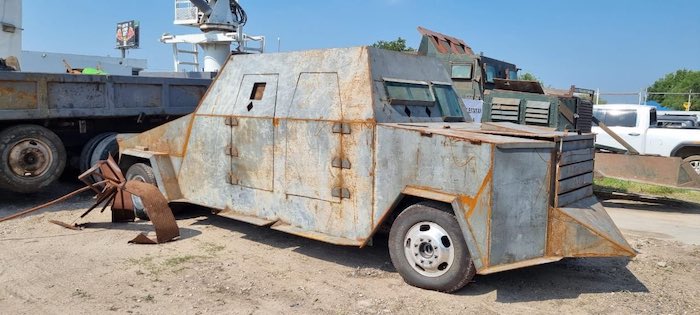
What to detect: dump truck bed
<box><xmin>0</xmin><ymin>71</ymin><xmax>210</xmax><ymax>121</ymax></box>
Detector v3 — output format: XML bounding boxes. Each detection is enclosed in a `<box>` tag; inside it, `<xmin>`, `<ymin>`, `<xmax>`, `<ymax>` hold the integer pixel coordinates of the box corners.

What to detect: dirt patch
<box><xmin>0</xmin><ymin>188</ymin><xmax>699</xmax><ymax>314</ymax></box>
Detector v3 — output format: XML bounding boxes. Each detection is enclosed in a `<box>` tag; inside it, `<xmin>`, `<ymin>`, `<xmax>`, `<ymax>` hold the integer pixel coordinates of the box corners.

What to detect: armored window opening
<box><xmin>433</xmin><ymin>84</ymin><xmax>465</xmax><ymax>120</ymax></box>
<box><xmin>485</xmin><ymin>65</ymin><xmax>496</xmax><ymax>83</ymax></box>
<box><xmin>250</xmin><ymin>82</ymin><xmax>266</xmax><ymax>100</ymax></box>
<box><xmin>385</xmin><ymin>81</ymin><xmax>434</xmax><ymax>106</ymax></box>
<box><xmin>451</xmin><ymin>64</ymin><xmax>472</xmax><ymax>80</ymax></box>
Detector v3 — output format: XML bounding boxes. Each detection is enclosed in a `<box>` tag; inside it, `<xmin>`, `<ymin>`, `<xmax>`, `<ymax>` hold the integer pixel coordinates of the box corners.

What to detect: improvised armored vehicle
<box><xmin>416</xmin><ymin>27</ymin><xmax>593</xmax><ymax>133</ymax></box>
<box><xmin>117</xmin><ymin>47</ymin><xmax>635</xmax><ymax>292</ymax></box>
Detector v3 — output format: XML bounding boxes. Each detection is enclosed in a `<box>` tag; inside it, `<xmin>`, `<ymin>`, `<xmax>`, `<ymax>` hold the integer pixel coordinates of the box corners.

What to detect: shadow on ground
<box><xmin>178</xmin><ymin>205</ymin><xmax>648</xmax><ymax>302</ymax></box>
<box><xmin>597</xmin><ymin>191</ymin><xmax>700</xmax><ymax>214</ymax></box>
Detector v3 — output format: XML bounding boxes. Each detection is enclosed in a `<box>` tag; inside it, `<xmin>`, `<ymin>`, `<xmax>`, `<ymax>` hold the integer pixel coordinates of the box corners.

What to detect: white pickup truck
<box><xmin>593</xmin><ymin>104</ymin><xmax>700</xmax><ymax>172</ymax></box>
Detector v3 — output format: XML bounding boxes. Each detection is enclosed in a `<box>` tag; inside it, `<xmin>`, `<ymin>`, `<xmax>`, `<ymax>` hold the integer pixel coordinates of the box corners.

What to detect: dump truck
<box><xmin>416</xmin><ymin>27</ymin><xmax>593</xmax><ymax>133</ymax></box>
<box><xmin>117</xmin><ymin>47</ymin><xmax>635</xmax><ymax>292</ymax></box>
<box><xmin>0</xmin><ymin>71</ymin><xmax>211</xmax><ymax>193</ymax></box>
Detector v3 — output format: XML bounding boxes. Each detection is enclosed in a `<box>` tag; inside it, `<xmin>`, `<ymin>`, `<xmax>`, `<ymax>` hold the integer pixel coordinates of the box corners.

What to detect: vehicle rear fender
<box><xmin>370</xmin><ymin>187</ymin><xmax>486</xmax><ymax>271</ymax></box>
<box><xmin>670</xmin><ymin>142</ymin><xmax>700</xmax><ymax>158</ymax></box>
<box><xmin>119</xmin><ymin>149</ymin><xmax>182</xmax><ymax>200</ymax></box>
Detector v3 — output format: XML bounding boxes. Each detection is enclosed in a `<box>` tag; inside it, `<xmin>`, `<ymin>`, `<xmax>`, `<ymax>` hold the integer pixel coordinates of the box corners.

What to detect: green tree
<box><xmin>518</xmin><ymin>72</ymin><xmax>539</xmax><ymax>82</ymax></box>
<box><xmin>648</xmin><ymin>70</ymin><xmax>700</xmax><ymax>110</ymax></box>
<box><xmin>371</xmin><ymin>37</ymin><xmax>415</xmax><ymax>52</ymax></box>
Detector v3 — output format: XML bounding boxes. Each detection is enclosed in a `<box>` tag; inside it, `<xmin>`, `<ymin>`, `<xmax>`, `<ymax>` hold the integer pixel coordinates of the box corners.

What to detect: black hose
<box><xmin>230</xmin><ymin>0</ymin><xmax>248</xmax><ymax>26</ymax></box>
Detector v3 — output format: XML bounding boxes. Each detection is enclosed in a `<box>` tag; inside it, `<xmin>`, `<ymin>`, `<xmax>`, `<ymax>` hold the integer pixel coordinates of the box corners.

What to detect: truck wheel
<box><xmin>388</xmin><ymin>202</ymin><xmax>475</xmax><ymax>292</ymax></box>
<box><xmin>683</xmin><ymin>155</ymin><xmax>700</xmax><ymax>174</ymax></box>
<box><xmin>125</xmin><ymin>163</ymin><xmax>157</xmax><ymax>220</ymax></box>
<box><xmin>0</xmin><ymin>125</ymin><xmax>66</xmax><ymax>193</ymax></box>
<box><xmin>89</xmin><ymin>133</ymin><xmax>119</xmax><ymax>167</ymax></box>
<box><xmin>79</xmin><ymin>133</ymin><xmax>114</xmax><ymax>172</ymax></box>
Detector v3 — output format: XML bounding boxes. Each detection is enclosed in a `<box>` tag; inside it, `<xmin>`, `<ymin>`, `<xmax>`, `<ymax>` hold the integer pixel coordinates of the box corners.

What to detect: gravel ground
<box><xmin>0</xmin><ymin>182</ymin><xmax>698</xmax><ymax>314</ymax></box>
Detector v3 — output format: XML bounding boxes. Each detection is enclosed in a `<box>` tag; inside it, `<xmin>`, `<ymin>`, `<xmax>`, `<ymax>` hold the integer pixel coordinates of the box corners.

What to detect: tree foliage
<box><xmin>371</xmin><ymin>37</ymin><xmax>415</xmax><ymax>52</ymax></box>
<box><xmin>518</xmin><ymin>72</ymin><xmax>539</xmax><ymax>82</ymax></box>
<box><xmin>648</xmin><ymin>70</ymin><xmax>700</xmax><ymax>110</ymax></box>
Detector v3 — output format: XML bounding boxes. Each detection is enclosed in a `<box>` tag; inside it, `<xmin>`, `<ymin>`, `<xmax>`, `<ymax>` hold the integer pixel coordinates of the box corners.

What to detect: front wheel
<box><xmin>388</xmin><ymin>202</ymin><xmax>475</xmax><ymax>292</ymax></box>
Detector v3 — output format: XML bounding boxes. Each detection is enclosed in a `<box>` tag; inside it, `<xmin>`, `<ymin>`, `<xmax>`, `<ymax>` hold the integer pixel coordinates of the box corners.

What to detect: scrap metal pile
<box><xmin>0</xmin><ymin>156</ymin><xmax>179</xmax><ymax>244</ymax></box>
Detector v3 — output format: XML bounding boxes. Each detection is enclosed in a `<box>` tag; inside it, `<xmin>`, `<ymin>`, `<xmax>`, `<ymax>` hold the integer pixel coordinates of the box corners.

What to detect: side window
<box><xmin>601</xmin><ymin>109</ymin><xmax>637</xmax><ymax>127</ymax></box>
<box><xmin>432</xmin><ymin>84</ymin><xmax>464</xmax><ymax>119</ymax></box>
<box><xmin>485</xmin><ymin>65</ymin><xmax>496</xmax><ymax>83</ymax></box>
<box><xmin>508</xmin><ymin>69</ymin><xmax>518</xmax><ymax>80</ymax></box>
<box><xmin>451</xmin><ymin>64</ymin><xmax>473</xmax><ymax>80</ymax></box>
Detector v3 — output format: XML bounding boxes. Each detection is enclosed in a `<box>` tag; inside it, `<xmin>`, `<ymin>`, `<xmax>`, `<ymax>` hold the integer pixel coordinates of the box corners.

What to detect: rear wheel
<box><xmin>0</xmin><ymin>125</ymin><xmax>66</xmax><ymax>193</ymax></box>
<box><xmin>125</xmin><ymin>163</ymin><xmax>157</xmax><ymax>220</ymax></box>
<box><xmin>79</xmin><ymin>132</ymin><xmax>115</xmax><ymax>173</ymax></box>
<box><xmin>388</xmin><ymin>202</ymin><xmax>475</xmax><ymax>292</ymax></box>
<box><xmin>683</xmin><ymin>155</ymin><xmax>700</xmax><ymax>174</ymax></box>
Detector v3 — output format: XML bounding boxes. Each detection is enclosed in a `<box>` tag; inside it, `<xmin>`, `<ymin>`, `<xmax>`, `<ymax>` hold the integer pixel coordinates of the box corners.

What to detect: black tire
<box><xmin>125</xmin><ymin>163</ymin><xmax>157</xmax><ymax>220</ymax></box>
<box><xmin>89</xmin><ymin>133</ymin><xmax>119</xmax><ymax>167</ymax></box>
<box><xmin>388</xmin><ymin>202</ymin><xmax>476</xmax><ymax>293</ymax></box>
<box><xmin>79</xmin><ymin>132</ymin><xmax>114</xmax><ymax>173</ymax></box>
<box><xmin>0</xmin><ymin>125</ymin><xmax>67</xmax><ymax>193</ymax></box>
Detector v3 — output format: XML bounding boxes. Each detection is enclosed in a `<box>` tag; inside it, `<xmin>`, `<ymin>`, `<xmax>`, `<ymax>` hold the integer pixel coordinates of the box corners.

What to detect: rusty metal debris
<box><xmin>0</xmin><ymin>156</ymin><xmax>179</xmax><ymax>244</ymax></box>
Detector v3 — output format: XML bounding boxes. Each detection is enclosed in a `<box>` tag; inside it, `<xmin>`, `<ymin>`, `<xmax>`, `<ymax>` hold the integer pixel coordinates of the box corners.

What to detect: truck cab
<box><xmin>118</xmin><ymin>47</ymin><xmax>634</xmax><ymax>292</ymax></box>
<box><xmin>593</xmin><ymin>104</ymin><xmax>700</xmax><ymax>168</ymax></box>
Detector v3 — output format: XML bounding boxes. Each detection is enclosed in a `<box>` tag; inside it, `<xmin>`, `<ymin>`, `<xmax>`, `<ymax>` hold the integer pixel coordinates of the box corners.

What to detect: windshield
<box><xmin>433</xmin><ymin>84</ymin><xmax>464</xmax><ymax>118</ymax></box>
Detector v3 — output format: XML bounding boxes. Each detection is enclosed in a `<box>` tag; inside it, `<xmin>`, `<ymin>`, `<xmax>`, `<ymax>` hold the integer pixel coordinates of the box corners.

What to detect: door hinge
<box><xmin>225</xmin><ymin>117</ymin><xmax>239</xmax><ymax>126</ymax></box>
<box><xmin>332</xmin><ymin>187</ymin><xmax>351</xmax><ymax>199</ymax></box>
<box><xmin>226</xmin><ymin>145</ymin><xmax>239</xmax><ymax>157</ymax></box>
<box><xmin>227</xmin><ymin>172</ymin><xmax>239</xmax><ymax>185</ymax></box>
<box><xmin>331</xmin><ymin>157</ymin><xmax>351</xmax><ymax>169</ymax></box>
<box><xmin>332</xmin><ymin>122</ymin><xmax>351</xmax><ymax>134</ymax></box>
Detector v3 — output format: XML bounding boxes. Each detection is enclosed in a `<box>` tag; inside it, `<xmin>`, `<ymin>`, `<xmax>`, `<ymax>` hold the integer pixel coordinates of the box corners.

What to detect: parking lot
<box><xmin>1</xmin><ymin>181</ymin><xmax>698</xmax><ymax>314</ymax></box>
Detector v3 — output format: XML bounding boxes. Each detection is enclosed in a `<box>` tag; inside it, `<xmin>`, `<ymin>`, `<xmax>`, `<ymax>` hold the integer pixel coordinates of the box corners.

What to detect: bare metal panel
<box><xmin>177</xmin><ymin>115</ymin><xmax>230</xmax><ymax>210</ymax></box>
<box><xmin>48</xmin><ymin>82</ymin><xmax>106</xmax><ymax>109</ymax></box>
<box><xmin>489</xmin><ymin>147</ymin><xmax>552</xmax><ymax>266</ymax></box>
<box><xmin>114</xmin><ymin>83</ymin><xmax>161</xmax><ymax>108</ymax></box>
<box><xmin>285</xmin><ymin>121</ymin><xmax>341</xmax><ymax>202</ymax></box>
<box><xmin>231</xmin><ymin>117</ymin><xmax>275</xmax><ymax>191</ymax></box>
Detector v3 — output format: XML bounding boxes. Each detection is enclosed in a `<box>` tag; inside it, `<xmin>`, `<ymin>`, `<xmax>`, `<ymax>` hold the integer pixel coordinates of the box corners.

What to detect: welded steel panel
<box><xmin>177</xmin><ymin>115</ymin><xmax>230</xmax><ymax>210</ymax></box>
<box><xmin>489</xmin><ymin>147</ymin><xmax>552</xmax><ymax>266</ymax></box>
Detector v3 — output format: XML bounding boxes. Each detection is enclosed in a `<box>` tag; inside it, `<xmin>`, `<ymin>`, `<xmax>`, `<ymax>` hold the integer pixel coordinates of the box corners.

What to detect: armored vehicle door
<box><xmin>284</xmin><ymin>73</ymin><xmax>344</xmax><ymax>202</ymax></box>
<box><xmin>228</xmin><ymin>74</ymin><xmax>279</xmax><ymax>191</ymax></box>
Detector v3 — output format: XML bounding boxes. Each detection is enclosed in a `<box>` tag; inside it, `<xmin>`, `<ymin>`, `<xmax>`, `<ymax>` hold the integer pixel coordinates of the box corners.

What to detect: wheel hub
<box><xmin>7</xmin><ymin>139</ymin><xmax>53</xmax><ymax>177</ymax></box>
<box><xmin>403</xmin><ymin>221</ymin><xmax>455</xmax><ymax>277</ymax></box>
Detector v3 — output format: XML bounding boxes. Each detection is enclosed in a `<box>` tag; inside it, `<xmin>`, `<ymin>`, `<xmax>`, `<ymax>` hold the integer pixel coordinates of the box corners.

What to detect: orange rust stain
<box><xmin>273</xmin><ymin>117</ymin><xmax>280</xmax><ymax>127</ymax></box>
<box><xmin>462</xmin><ymin>168</ymin><xmax>493</xmax><ymax>218</ymax></box>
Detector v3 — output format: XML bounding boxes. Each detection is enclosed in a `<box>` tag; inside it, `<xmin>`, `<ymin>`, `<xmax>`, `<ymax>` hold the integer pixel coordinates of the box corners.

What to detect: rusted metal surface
<box><xmin>595</xmin><ymin>152</ymin><xmax>700</xmax><ymax>189</ymax></box>
<box><xmin>1</xmin><ymin>156</ymin><xmax>179</xmax><ymax>244</ymax></box>
<box><xmin>0</xmin><ymin>71</ymin><xmax>209</xmax><ymax>120</ymax></box>
<box><xmin>117</xmin><ymin>47</ymin><xmax>633</xmax><ymax>275</ymax></box>
<box><xmin>417</xmin><ymin>26</ymin><xmax>474</xmax><ymax>55</ymax></box>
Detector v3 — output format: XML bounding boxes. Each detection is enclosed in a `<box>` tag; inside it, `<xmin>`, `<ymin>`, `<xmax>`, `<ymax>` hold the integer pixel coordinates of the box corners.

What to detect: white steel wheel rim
<box><xmin>7</xmin><ymin>138</ymin><xmax>54</xmax><ymax>177</ymax></box>
<box><xmin>690</xmin><ymin>160</ymin><xmax>700</xmax><ymax>174</ymax></box>
<box><xmin>129</xmin><ymin>174</ymin><xmax>147</xmax><ymax>212</ymax></box>
<box><xmin>403</xmin><ymin>221</ymin><xmax>455</xmax><ymax>277</ymax></box>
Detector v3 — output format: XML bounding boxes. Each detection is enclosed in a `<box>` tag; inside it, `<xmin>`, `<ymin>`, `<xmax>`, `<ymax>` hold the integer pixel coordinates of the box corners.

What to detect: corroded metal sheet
<box><xmin>595</xmin><ymin>152</ymin><xmax>700</xmax><ymax>189</ymax></box>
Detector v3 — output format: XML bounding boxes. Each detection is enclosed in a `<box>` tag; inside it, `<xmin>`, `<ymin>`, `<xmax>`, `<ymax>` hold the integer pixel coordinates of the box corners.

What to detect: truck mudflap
<box><xmin>549</xmin><ymin>196</ymin><xmax>636</xmax><ymax>258</ymax></box>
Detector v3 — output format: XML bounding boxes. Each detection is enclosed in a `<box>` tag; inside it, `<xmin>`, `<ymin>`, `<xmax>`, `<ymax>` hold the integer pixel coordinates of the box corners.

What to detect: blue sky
<box><xmin>20</xmin><ymin>0</ymin><xmax>700</xmax><ymax>99</ymax></box>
